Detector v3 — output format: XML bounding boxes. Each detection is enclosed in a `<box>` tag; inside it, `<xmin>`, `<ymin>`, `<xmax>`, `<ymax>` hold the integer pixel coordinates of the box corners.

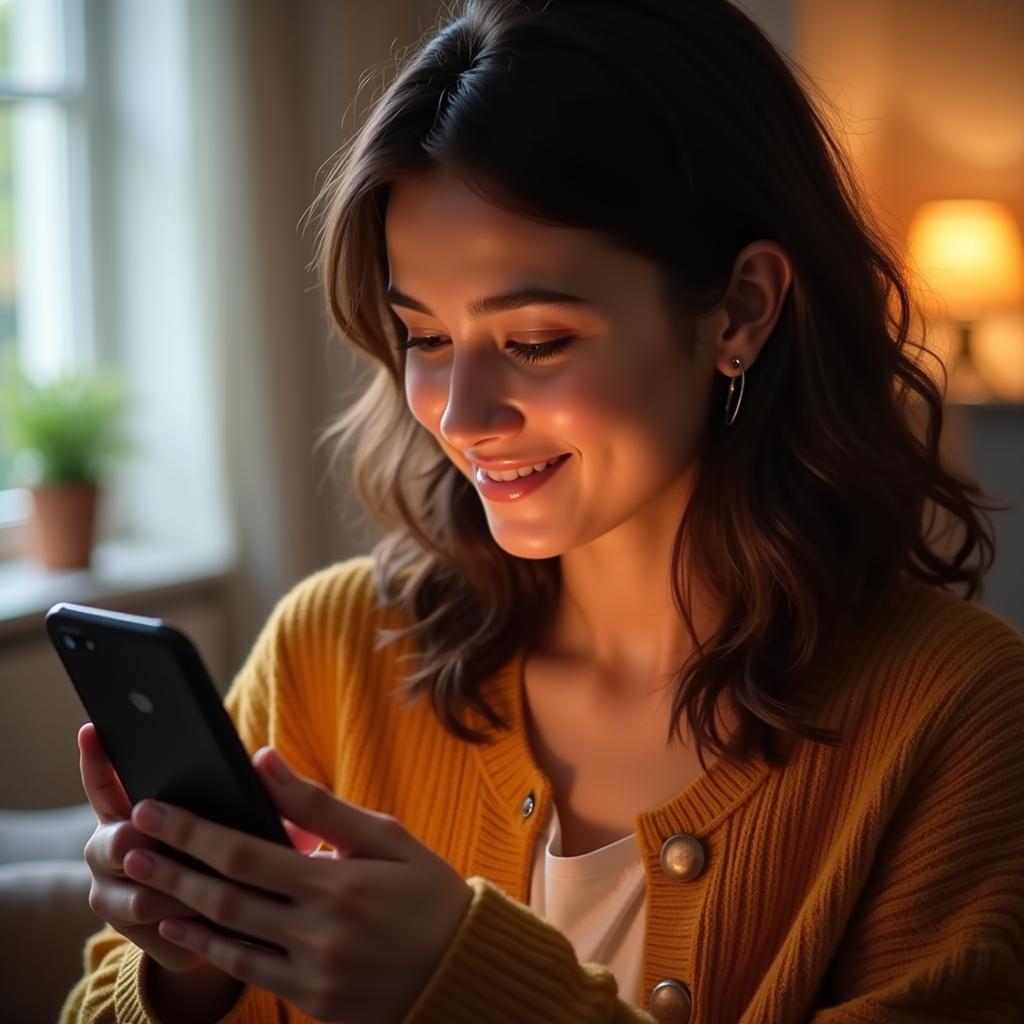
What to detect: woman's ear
<box><xmin>710</xmin><ymin>240</ymin><xmax>793</xmax><ymax>374</ymax></box>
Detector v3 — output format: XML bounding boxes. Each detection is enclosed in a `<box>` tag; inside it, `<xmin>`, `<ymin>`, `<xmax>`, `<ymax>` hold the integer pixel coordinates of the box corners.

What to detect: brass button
<box><xmin>649</xmin><ymin>978</ymin><xmax>692</xmax><ymax>1023</ymax></box>
<box><xmin>521</xmin><ymin>791</ymin><xmax>536</xmax><ymax>818</ymax></box>
<box><xmin>659</xmin><ymin>833</ymin><xmax>705</xmax><ymax>882</ymax></box>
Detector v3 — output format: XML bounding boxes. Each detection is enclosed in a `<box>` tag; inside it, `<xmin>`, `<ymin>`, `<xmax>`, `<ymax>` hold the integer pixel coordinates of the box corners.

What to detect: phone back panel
<box><xmin>46</xmin><ymin>603</ymin><xmax>289</xmax><ymax>848</ymax></box>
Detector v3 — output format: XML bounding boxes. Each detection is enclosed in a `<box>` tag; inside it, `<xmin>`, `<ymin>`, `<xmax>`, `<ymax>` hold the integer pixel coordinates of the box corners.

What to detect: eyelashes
<box><xmin>394</xmin><ymin>335</ymin><xmax>575</xmax><ymax>365</ymax></box>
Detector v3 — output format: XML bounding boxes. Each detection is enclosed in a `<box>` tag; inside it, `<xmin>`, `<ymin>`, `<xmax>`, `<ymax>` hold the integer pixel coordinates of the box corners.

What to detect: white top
<box><xmin>528</xmin><ymin>801</ymin><xmax>648</xmax><ymax>1008</ymax></box>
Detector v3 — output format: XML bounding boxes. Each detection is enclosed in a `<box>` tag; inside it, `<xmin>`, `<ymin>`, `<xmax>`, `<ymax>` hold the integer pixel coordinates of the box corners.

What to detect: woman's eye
<box><xmin>395</xmin><ymin>335</ymin><xmax>574</xmax><ymax>364</ymax></box>
<box><xmin>398</xmin><ymin>335</ymin><xmax>448</xmax><ymax>354</ymax></box>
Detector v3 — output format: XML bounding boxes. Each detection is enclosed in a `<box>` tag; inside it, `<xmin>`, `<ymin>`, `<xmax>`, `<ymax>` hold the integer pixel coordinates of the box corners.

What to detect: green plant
<box><xmin>0</xmin><ymin>349</ymin><xmax>133</xmax><ymax>487</ymax></box>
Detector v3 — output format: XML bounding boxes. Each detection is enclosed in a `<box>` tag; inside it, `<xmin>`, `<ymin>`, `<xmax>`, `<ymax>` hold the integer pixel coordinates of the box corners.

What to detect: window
<box><xmin>0</xmin><ymin>0</ymin><xmax>87</xmax><ymax>540</ymax></box>
<box><xmin>0</xmin><ymin>0</ymin><xmax>235</xmax><ymax>574</ymax></box>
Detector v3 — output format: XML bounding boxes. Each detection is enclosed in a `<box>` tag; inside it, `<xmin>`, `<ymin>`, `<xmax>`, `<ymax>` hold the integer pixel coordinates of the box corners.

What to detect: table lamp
<box><xmin>906</xmin><ymin>199</ymin><xmax>1024</xmax><ymax>402</ymax></box>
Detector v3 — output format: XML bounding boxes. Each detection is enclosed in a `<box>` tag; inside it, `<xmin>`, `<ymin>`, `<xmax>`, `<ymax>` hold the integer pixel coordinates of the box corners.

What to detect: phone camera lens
<box><xmin>84</xmin><ymin>638</ymin><xmax>96</xmax><ymax>651</ymax></box>
<box><xmin>62</xmin><ymin>634</ymin><xmax>78</xmax><ymax>651</ymax></box>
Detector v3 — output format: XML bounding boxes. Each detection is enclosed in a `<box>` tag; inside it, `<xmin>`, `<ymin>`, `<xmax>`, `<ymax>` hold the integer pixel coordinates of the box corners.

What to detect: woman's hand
<box><xmin>77</xmin><ymin>722</ymin><xmax>209</xmax><ymax>972</ymax></box>
<box><xmin>120</xmin><ymin>747</ymin><xmax>474</xmax><ymax>1024</ymax></box>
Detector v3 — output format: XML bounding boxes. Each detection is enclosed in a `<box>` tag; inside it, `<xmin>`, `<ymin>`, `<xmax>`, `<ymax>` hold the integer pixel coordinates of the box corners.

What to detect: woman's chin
<box><xmin>488</xmin><ymin>531</ymin><xmax>567</xmax><ymax>562</ymax></box>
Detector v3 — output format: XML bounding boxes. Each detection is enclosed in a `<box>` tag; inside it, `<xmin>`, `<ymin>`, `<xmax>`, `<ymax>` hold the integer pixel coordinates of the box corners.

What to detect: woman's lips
<box><xmin>474</xmin><ymin>453</ymin><xmax>571</xmax><ymax>502</ymax></box>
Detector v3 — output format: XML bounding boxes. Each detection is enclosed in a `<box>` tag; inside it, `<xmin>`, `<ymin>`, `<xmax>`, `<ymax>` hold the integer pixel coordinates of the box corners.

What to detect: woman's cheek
<box><xmin>404</xmin><ymin>364</ymin><xmax>482</xmax><ymax>482</ymax></box>
<box><xmin>405</xmin><ymin>363</ymin><xmax>446</xmax><ymax>431</ymax></box>
<box><xmin>539</xmin><ymin>365</ymin><xmax>627</xmax><ymax>438</ymax></box>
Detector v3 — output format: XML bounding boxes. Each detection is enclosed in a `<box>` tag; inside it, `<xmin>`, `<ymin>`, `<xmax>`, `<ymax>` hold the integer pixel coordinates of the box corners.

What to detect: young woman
<box><xmin>63</xmin><ymin>1</ymin><xmax>1024</xmax><ymax>1022</ymax></box>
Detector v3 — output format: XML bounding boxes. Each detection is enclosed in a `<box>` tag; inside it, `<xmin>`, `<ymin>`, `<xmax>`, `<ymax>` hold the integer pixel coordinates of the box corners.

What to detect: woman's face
<box><xmin>384</xmin><ymin>167</ymin><xmax>720</xmax><ymax>561</ymax></box>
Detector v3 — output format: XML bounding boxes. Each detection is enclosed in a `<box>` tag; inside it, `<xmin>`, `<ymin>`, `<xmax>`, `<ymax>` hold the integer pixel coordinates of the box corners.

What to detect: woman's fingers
<box><xmin>85</xmin><ymin>819</ymin><xmax>165</xmax><ymax>877</ymax></box>
<box><xmin>76</xmin><ymin>725</ymin><xmax>209</xmax><ymax>974</ymax></box>
<box><xmin>78</xmin><ymin>722</ymin><xmax>133</xmax><ymax>823</ymax></box>
<box><xmin>283</xmin><ymin>818</ymin><xmax>325</xmax><ymax>855</ymax></box>
<box><xmin>120</xmin><ymin>921</ymin><xmax>206</xmax><ymax>973</ymax></box>
<box><xmin>88</xmin><ymin>876</ymin><xmax>198</xmax><ymax>927</ymax></box>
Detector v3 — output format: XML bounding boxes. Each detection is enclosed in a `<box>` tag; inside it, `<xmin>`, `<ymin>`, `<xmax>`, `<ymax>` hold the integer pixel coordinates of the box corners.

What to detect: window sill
<box><xmin>0</xmin><ymin>489</ymin><xmax>31</xmax><ymax>561</ymax></box>
<box><xmin>0</xmin><ymin>539</ymin><xmax>236</xmax><ymax>643</ymax></box>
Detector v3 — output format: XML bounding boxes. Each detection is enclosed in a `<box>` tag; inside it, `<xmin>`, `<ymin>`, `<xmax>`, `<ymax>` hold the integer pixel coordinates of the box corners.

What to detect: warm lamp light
<box><xmin>906</xmin><ymin>199</ymin><xmax>1024</xmax><ymax>402</ymax></box>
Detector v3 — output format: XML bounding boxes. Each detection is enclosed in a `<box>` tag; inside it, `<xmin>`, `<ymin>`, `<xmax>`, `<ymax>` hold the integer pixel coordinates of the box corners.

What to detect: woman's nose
<box><xmin>438</xmin><ymin>348</ymin><xmax>523</xmax><ymax>449</ymax></box>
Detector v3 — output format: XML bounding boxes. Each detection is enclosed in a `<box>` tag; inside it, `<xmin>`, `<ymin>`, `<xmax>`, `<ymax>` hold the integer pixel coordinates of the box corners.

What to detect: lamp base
<box><xmin>947</xmin><ymin>320</ymin><xmax>993</xmax><ymax>403</ymax></box>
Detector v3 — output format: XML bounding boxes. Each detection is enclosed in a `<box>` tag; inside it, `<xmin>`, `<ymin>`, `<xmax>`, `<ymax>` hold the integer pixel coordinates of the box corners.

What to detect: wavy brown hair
<box><xmin>307</xmin><ymin>0</ymin><xmax>1001</xmax><ymax>769</ymax></box>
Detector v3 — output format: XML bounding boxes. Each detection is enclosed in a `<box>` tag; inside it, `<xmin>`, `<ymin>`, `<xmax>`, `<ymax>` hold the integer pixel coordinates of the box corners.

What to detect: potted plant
<box><xmin>0</xmin><ymin>351</ymin><xmax>132</xmax><ymax>570</ymax></box>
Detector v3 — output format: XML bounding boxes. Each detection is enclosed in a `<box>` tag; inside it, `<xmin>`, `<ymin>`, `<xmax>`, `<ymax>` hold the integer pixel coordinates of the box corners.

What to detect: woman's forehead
<box><xmin>384</xmin><ymin>174</ymin><xmax>656</xmax><ymax>313</ymax></box>
<box><xmin>385</xmin><ymin>172</ymin><xmax>587</xmax><ymax>264</ymax></box>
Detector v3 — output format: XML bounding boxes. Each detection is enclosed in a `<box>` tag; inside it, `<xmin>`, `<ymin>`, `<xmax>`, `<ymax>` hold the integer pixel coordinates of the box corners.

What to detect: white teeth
<box><xmin>482</xmin><ymin>456</ymin><xmax>562</xmax><ymax>482</ymax></box>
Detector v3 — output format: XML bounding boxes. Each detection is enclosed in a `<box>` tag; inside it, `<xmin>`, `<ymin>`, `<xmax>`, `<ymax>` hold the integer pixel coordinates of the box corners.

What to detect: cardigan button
<box><xmin>649</xmin><ymin>978</ymin><xmax>692</xmax><ymax>1023</ymax></box>
<box><xmin>521</xmin><ymin>791</ymin><xmax>536</xmax><ymax>818</ymax></box>
<box><xmin>659</xmin><ymin>833</ymin><xmax>705</xmax><ymax>882</ymax></box>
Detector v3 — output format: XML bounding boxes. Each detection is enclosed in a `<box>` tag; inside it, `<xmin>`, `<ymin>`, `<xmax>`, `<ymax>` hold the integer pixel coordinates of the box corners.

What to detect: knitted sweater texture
<box><xmin>59</xmin><ymin>555</ymin><xmax>1024</xmax><ymax>1023</ymax></box>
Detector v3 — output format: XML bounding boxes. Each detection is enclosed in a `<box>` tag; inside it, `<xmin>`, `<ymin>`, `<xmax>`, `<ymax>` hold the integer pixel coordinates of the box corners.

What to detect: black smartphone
<box><xmin>46</xmin><ymin>601</ymin><xmax>294</xmax><ymax>952</ymax></box>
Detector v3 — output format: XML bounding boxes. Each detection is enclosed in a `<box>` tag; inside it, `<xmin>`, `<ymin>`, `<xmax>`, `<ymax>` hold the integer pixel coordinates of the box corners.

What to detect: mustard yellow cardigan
<box><xmin>60</xmin><ymin>555</ymin><xmax>1024</xmax><ymax>1023</ymax></box>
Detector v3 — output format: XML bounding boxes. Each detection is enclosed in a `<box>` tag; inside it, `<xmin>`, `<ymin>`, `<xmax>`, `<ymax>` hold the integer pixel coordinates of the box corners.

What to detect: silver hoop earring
<box><xmin>724</xmin><ymin>355</ymin><xmax>745</xmax><ymax>426</ymax></box>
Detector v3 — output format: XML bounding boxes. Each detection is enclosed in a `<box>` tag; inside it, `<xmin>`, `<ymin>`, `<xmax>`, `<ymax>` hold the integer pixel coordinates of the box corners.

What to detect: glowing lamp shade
<box><xmin>906</xmin><ymin>200</ymin><xmax>1024</xmax><ymax>402</ymax></box>
<box><xmin>907</xmin><ymin>200</ymin><xmax>1024</xmax><ymax>322</ymax></box>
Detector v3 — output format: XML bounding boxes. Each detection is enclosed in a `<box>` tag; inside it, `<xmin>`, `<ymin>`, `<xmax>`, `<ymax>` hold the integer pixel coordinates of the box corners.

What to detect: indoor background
<box><xmin>0</xmin><ymin>0</ymin><xmax>1021</xmax><ymax>813</ymax></box>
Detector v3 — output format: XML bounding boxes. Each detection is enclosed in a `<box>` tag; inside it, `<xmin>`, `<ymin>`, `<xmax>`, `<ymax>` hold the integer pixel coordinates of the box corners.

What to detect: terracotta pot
<box><xmin>28</xmin><ymin>482</ymin><xmax>100</xmax><ymax>570</ymax></box>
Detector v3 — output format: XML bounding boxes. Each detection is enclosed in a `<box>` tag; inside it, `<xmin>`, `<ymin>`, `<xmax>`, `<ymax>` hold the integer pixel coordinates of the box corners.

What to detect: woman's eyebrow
<box><xmin>385</xmin><ymin>284</ymin><xmax>594</xmax><ymax>319</ymax></box>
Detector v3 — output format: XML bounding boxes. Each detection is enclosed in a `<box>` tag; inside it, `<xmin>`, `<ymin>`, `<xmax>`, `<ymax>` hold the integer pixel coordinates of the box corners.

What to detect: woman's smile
<box><xmin>473</xmin><ymin>453</ymin><xmax>572</xmax><ymax>502</ymax></box>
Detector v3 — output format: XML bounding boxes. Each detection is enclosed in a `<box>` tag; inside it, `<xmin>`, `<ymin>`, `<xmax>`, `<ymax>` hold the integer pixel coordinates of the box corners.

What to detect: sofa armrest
<box><xmin>0</xmin><ymin>802</ymin><xmax>97</xmax><ymax>864</ymax></box>
<box><xmin>0</xmin><ymin>858</ymin><xmax>100</xmax><ymax>1024</ymax></box>
<box><xmin>0</xmin><ymin>804</ymin><xmax>102</xmax><ymax>1021</ymax></box>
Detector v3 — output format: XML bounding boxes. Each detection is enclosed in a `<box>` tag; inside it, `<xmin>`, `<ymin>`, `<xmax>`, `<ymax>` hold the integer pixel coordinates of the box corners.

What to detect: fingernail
<box><xmin>136</xmin><ymin>801</ymin><xmax>166</xmax><ymax>832</ymax></box>
<box><xmin>126</xmin><ymin>850</ymin><xmax>155</xmax><ymax>880</ymax></box>
<box><xmin>161</xmin><ymin>919</ymin><xmax>186</xmax><ymax>941</ymax></box>
<box><xmin>264</xmin><ymin>748</ymin><xmax>291</xmax><ymax>784</ymax></box>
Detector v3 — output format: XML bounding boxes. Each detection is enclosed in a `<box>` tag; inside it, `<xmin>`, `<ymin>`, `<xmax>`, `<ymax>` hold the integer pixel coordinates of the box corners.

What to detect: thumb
<box><xmin>253</xmin><ymin>746</ymin><xmax>407</xmax><ymax>860</ymax></box>
<box><xmin>251</xmin><ymin>750</ymin><xmax>322</xmax><ymax>853</ymax></box>
<box><xmin>281</xmin><ymin>818</ymin><xmax>327</xmax><ymax>855</ymax></box>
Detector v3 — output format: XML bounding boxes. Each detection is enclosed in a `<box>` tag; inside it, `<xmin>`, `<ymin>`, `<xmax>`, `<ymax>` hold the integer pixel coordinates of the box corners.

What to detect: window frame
<box><xmin>0</xmin><ymin>0</ymin><xmax>91</xmax><ymax>559</ymax></box>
